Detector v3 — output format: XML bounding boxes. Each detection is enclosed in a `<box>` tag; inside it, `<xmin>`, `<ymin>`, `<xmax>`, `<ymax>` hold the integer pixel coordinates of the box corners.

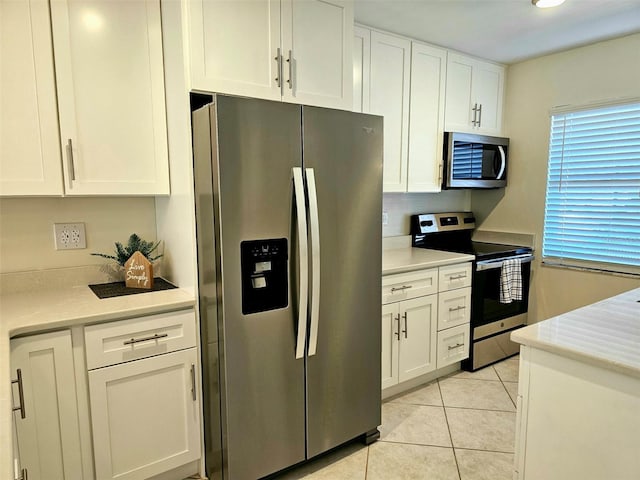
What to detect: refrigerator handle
<box><xmin>305</xmin><ymin>168</ymin><xmax>321</xmax><ymax>356</ymax></box>
<box><xmin>292</xmin><ymin>167</ymin><xmax>309</xmax><ymax>359</ymax></box>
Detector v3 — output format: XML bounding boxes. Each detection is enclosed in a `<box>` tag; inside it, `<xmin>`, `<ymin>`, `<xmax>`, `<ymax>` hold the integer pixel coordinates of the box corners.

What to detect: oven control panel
<box><xmin>411</xmin><ymin>212</ymin><xmax>476</xmax><ymax>234</ymax></box>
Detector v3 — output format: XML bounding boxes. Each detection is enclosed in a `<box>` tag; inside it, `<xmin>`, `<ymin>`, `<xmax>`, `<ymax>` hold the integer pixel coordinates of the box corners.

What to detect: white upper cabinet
<box><xmin>445</xmin><ymin>52</ymin><xmax>505</xmax><ymax>135</ymax></box>
<box><xmin>352</xmin><ymin>25</ymin><xmax>370</xmax><ymax>113</ymax></box>
<box><xmin>0</xmin><ymin>0</ymin><xmax>63</xmax><ymax>196</ymax></box>
<box><xmin>189</xmin><ymin>0</ymin><xmax>282</xmax><ymax>102</ymax></box>
<box><xmin>407</xmin><ymin>42</ymin><xmax>447</xmax><ymax>192</ymax></box>
<box><xmin>189</xmin><ymin>0</ymin><xmax>353</xmax><ymax>110</ymax></box>
<box><xmin>51</xmin><ymin>0</ymin><xmax>170</xmax><ymax>195</ymax></box>
<box><xmin>370</xmin><ymin>31</ymin><xmax>411</xmax><ymax>192</ymax></box>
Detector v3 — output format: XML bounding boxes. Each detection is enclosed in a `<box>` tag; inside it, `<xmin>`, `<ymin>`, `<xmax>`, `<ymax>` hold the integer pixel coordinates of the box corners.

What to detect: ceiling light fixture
<box><xmin>532</xmin><ymin>0</ymin><xmax>566</xmax><ymax>8</ymax></box>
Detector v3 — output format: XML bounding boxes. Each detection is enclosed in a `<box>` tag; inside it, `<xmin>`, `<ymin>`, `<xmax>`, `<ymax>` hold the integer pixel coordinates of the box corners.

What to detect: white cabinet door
<box><xmin>445</xmin><ymin>53</ymin><xmax>505</xmax><ymax>135</ymax></box>
<box><xmin>0</xmin><ymin>0</ymin><xmax>63</xmax><ymax>196</ymax></box>
<box><xmin>398</xmin><ymin>295</ymin><xmax>438</xmax><ymax>383</ymax></box>
<box><xmin>10</xmin><ymin>330</ymin><xmax>84</xmax><ymax>480</ymax></box>
<box><xmin>281</xmin><ymin>0</ymin><xmax>353</xmax><ymax>109</ymax></box>
<box><xmin>381</xmin><ymin>303</ymin><xmax>399</xmax><ymax>389</ymax></box>
<box><xmin>188</xmin><ymin>0</ymin><xmax>282</xmax><ymax>101</ymax></box>
<box><xmin>50</xmin><ymin>0</ymin><xmax>169</xmax><ymax>195</ymax></box>
<box><xmin>472</xmin><ymin>61</ymin><xmax>504</xmax><ymax>134</ymax></box>
<box><xmin>353</xmin><ymin>25</ymin><xmax>371</xmax><ymax>113</ymax></box>
<box><xmin>444</xmin><ymin>53</ymin><xmax>473</xmax><ymax>133</ymax></box>
<box><xmin>407</xmin><ymin>42</ymin><xmax>447</xmax><ymax>192</ymax></box>
<box><xmin>88</xmin><ymin>348</ymin><xmax>200</xmax><ymax>480</ymax></box>
<box><xmin>370</xmin><ymin>31</ymin><xmax>410</xmax><ymax>192</ymax></box>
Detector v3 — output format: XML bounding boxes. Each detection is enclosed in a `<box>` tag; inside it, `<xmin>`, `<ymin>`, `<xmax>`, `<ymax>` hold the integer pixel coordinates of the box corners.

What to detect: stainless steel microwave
<box><xmin>443</xmin><ymin>132</ymin><xmax>509</xmax><ymax>189</ymax></box>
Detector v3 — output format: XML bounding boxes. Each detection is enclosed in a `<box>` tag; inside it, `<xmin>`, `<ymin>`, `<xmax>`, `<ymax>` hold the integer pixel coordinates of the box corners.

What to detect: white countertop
<box><xmin>383</xmin><ymin>247</ymin><xmax>475</xmax><ymax>275</ymax></box>
<box><xmin>511</xmin><ymin>288</ymin><xmax>640</xmax><ymax>379</ymax></box>
<box><xmin>0</xmin><ymin>281</ymin><xmax>196</xmax><ymax>480</ymax></box>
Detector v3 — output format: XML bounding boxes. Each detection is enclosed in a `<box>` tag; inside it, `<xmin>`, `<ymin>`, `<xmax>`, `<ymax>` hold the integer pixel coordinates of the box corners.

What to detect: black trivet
<box><xmin>88</xmin><ymin>277</ymin><xmax>177</xmax><ymax>299</ymax></box>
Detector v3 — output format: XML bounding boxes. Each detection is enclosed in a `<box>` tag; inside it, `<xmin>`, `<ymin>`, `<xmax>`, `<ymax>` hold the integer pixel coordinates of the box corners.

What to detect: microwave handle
<box><xmin>496</xmin><ymin>146</ymin><xmax>506</xmax><ymax>180</ymax></box>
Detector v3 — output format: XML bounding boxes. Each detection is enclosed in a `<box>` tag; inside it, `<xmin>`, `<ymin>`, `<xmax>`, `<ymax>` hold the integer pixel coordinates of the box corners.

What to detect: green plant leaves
<box><xmin>91</xmin><ymin>233</ymin><xmax>163</xmax><ymax>267</ymax></box>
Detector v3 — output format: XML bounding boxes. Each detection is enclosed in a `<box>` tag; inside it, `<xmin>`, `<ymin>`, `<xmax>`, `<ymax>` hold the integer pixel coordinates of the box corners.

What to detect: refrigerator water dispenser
<box><xmin>241</xmin><ymin>239</ymin><xmax>288</xmax><ymax>314</ymax></box>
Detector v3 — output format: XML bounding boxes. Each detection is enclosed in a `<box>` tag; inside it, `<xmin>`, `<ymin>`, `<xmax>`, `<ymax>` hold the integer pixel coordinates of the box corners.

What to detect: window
<box><xmin>542</xmin><ymin>101</ymin><xmax>640</xmax><ymax>275</ymax></box>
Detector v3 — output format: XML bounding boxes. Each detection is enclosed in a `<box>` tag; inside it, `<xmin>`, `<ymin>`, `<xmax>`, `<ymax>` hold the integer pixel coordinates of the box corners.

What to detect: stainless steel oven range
<box><xmin>411</xmin><ymin>212</ymin><xmax>533</xmax><ymax>371</ymax></box>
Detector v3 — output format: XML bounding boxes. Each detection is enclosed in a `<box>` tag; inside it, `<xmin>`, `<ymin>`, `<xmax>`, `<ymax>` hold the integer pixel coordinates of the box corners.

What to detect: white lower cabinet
<box><xmin>88</xmin><ymin>348</ymin><xmax>200</xmax><ymax>480</ymax></box>
<box><xmin>382</xmin><ymin>295</ymin><xmax>438</xmax><ymax>389</ymax></box>
<box><xmin>84</xmin><ymin>310</ymin><xmax>201</xmax><ymax>480</ymax></box>
<box><xmin>10</xmin><ymin>330</ymin><xmax>84</xmax><ymax>480</ymax></box>
<box><xmin>382</xmin><ymin>262</ymin><xmax>472</xmax><ymax>392</ymax></box>
<box><xmin>8</xmin><ymin>310</ymin><xmax>201</xmax><ymax>480</ymax></box>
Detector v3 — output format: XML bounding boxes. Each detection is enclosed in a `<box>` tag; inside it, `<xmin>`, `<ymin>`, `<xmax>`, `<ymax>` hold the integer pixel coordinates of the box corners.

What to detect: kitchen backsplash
<box><xmin>382</xmin><ymin>191</ymin><xmax>470</xmax><ymax>237</ymax></box>
<box><xmin>0</xmin><ymin>197</ymin><xmax>157</xmax><ymax>274</ymax></box>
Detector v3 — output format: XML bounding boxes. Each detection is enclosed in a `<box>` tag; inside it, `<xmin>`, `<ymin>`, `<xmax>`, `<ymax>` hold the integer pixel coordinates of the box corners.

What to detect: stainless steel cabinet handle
<box><xmin>471</xmin><ymin>103</ymin><xmax>478</xmax><ymax>126</ymax></box>
<box><xmin>448</xmin><ymin>274</ymin><xmax>467</xmax><ymax>280</ymax></box>
<box><xmin>190</xmin><ymin>364</ymin><xmax>196</xmax><ymax>402</ymax></box>
<box><xmin>390</xmin><ymin>285</ymin><xmax>412</xmax><ymax>293</ymax></box>
<box><xmin>402</xmin><ymin>312</ymin><xmax>408</xmax><ymax>338</ymax></box>
<box><xmin>66</xmin><ymin>139</ymin><xmax>76</xmax><ymax>181</ymax></box>
<box><xmin>477</xmin><ymin>103</ymin><xmax>482</xmax><ymax>127</ymax></box>
<box><xmin>11</xmin><ymin>369</ymin><xmax>25</xmax><ymax>419</ymax></box>
<box><xmin>123</xmin><ymin>333</ymin><xmax>168</xmax><ymax>346</ymax></box>
<box><xmin>274</xmin><ymin>47</ymin><xmax>282</xmax><ymax>88</ymax></box>
<box><xmin>306</xmin><ymin>168</ymin><xmax>321</xmax><ymax>356</ymax></box>
<box><xmin>394</xmin><ymin>314</ymin><xmax>400</xmax><ymax>340</ymax></box>
<box><xmin>448</xmin><ymin>305</ymin><xmax>466</xmax><ymax>312</ymax></box>
<box><xmin>448</xmin><ymin>343</ymin><xmax>465</xmax><ymax>350</ymax></box>
<box><xmin>286</xmin><ymin>50</ymin><xmax>293</xmax><ymax>90</ymax></box>
<box><xmin>292</xmin><ymin>167</ymin><xmax>308</xmax><ymax>359</ymax></box>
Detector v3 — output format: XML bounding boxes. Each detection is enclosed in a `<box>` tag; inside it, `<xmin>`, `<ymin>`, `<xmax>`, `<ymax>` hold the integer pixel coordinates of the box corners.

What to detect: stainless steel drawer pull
<box><xmin>190</xmin><ymin>364</ymin><xmax>196</xmax><ymax>402</ymax></box>
<box><xmin>390</xmin><ymin>285</ymin><xmax>413</xmax><ymax>293</ymax></box>
<box><xmin>448</xmin><ymin>306</ymin><xmax>466</xmax><ymax>312</ymax></box>
<box><xmin>448</xmin><ymin>274</ymin><xmax>467</xmax><ymax>280</ymax></box>
<box><xmin>123</xmin><ymin>333</ymin><xmax>168</xmax><ymax>346</ymax></box>
<box><xmin>11</xmin><ymin>369</ymin><xmax>26</xmax><ymax>419</ymax></box>
<box><xmin>448</xmin><ymin>343</ymin><xmax>464</xmax><ymax>350</ymax></box>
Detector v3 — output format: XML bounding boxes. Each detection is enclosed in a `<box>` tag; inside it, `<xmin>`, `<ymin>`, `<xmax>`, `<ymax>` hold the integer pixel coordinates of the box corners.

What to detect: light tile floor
<box><xmin>274</xmin><ymin>355</ymin><xmax>520</xmax><ymax>480</ymax></box>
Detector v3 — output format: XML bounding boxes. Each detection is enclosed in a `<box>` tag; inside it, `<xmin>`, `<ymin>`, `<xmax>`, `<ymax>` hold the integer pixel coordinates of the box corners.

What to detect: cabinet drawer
<box><xmin>85</xmin><ymin>310</ymin><xmax>197</xmax><ymax>370</ymax></box>
<box><xmin>382</xmin><ymin>268</ymin><xmax>438</xmax><ymax>304</ymax></box>
<box><xmin>436</xmin><ymin>323</ymin><xmax>470</xmax><ymax>369</ymax></box>
<box><xmin>438</xmin><ymin>287</ymin><xmax>471</xmax><ymax>330</ymax></box>
<box><xmin>438</xmin><ymin>263</ymin><xmax>472</xmax><ymax>292</ymax></box>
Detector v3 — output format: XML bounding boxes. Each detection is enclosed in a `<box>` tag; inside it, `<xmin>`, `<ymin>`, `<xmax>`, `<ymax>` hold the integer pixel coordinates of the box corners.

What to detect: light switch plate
<box><xmin>54</xmin><ymin>223</ymin><xmax>86</xmax><ymax>250</ymax></box>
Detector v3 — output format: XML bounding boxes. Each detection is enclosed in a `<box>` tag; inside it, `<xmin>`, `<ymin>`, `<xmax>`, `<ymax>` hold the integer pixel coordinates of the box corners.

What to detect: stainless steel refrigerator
<box><xmin>192</xmin><ymin>94</ymin><xmax>383</xmax><ymax>480</ymax></box>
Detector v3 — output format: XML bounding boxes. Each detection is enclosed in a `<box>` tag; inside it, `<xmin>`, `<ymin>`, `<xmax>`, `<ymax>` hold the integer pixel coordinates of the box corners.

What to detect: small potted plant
<box><xmin>92</xmin><ymin>234</ymin><xmax>163</xmax><ymax>289</ymax></box>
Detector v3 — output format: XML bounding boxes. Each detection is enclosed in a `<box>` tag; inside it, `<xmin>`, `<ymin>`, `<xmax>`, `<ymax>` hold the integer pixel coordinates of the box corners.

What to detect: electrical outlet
<box><xmin>54</xmin><ymin>223</ymin><xmax>86</xmax><ymax>250</ymax></box>
<box><xmin>382</xmin><ymin>211</ymin><xmax>389</xmax><ymax>226</ymax></box>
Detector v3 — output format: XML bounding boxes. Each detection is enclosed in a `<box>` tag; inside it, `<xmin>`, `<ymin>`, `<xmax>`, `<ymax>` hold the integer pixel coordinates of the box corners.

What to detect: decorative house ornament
<box><xmin>124</xmin><ymin>251</ymin><xmax>154</xmax><ymax>289</ymax></box>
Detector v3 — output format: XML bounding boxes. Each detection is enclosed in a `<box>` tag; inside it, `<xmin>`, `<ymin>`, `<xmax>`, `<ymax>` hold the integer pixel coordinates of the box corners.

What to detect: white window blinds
<box><xmin>542</xmin><ymin>101</ymin><xmax>640</xmax><ymax>275</ymax></box>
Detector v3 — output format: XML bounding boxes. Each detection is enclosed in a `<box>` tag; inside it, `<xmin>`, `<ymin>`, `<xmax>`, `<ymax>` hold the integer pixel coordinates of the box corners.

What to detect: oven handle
<box><xmin>476</xmin><ymin>253</ymin><xmax>533</xmax><ymax>271</ymax></box>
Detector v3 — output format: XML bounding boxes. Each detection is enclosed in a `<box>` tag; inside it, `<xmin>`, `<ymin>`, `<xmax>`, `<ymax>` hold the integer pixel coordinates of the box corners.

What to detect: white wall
<box><xmin>0</xmin><ymin>197</ymin><xmax>157</xmax><ymax>273</ymax></box>
<box><xmin>383</xmin><ymin>191</ymin><xmax>470</xmax><ymax>237</ymax></box>
<box><xmin>154</xmin><ymin>0</ymin><xmax>198</xmax><ymax>294</ymax></box>
<box><xmin>472</xmin><ymin>33</ymin><xmax>640</xmax><ymax>322</ymax></box>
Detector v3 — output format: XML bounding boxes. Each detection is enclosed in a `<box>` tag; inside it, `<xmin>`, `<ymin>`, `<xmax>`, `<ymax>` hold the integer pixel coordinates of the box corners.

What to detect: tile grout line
<box><xmin>438</xmin><ymin>377</ymin><xmax>463</xmax><ymax>480</ymax></box>
<box><xmin>364</xmin><ymin>443</ymin><xmax>370</xmax><ymax>480</ymax></box>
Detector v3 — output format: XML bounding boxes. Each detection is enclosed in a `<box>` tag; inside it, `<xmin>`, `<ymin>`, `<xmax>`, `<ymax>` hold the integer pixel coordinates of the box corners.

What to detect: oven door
<box><xmin>472</xmin><ymin>254</ymin><xmax>532</xmax><ymax>329</ymax></box>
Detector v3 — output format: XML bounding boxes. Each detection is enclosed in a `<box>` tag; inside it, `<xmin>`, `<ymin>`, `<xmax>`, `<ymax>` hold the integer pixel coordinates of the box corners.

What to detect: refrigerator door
<box><xmin>302</xmin><ymin>107</ymin><xmax>383</xmax><ymax>457</ymax></box>
<box><xmin>211</xmin><ymin>96</ymin><xmax>306</xmax><ymax>480</ymax></box>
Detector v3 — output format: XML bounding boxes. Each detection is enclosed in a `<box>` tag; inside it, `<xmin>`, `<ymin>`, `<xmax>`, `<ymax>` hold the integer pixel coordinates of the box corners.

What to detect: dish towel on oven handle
<box><xmin>500</xmin><ymin>258</ymin><xmax>522</xmax><ymax>304</ymax></box>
